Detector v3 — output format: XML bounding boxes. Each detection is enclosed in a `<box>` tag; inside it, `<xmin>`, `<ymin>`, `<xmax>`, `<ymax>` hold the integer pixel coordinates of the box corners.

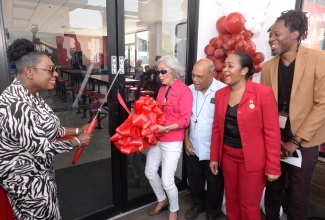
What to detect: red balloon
<box><xmin>218</xmin><ymin>33</ymin><xmax>232</xmax><ymax>41</ymax></box>
<box><xmin>232</xmin><ymin>33</ymin><xmax>244</xmax><ymax>42</ymax></box>
<box><xmin>252</xmin><ymin>52</ymin><xmax>265</xmax><ymax>64</ymax></box>
<box><xmin>245</xmin><ymin>40</ymin><xmax>256</xmax><ymax>56</ymax></box>
<box><xmin>217</xmin><ymin>72</ymin><xmax>225</xmax><ymax>82</ymax></box>
<box><xmin>214</xmin><ymin>48</ymin><xmax>225</xmax><ymax>58</ymax></box>
<box><xmin>214</xmin><ymin>59</ymin><xmax>224</xmax><ymax>71</ymax></box>
<box><xmin>216</xmin><ymin>16</ymin><xmax>229</xmax><ymax>34</ymax></box>
<box><xmin>213</xmin><ymin>38</ymin><xmax>224</xmax><ymax>48</ymax></box>
<box><xmin>206</xmin><ymin>55</ymin><xmax>217</xmax><ymax>62</ymax></box>
<box><xmin>224</xmin><ymin>12</ymin><xmax>245</xmax><ymax>34</ymax></box>
<box><xmin>204</xmin><ymin>44</ymin><xmax>215</xmax><ymax>56</ymax></box>
<box><xmin>254</xmin><ymin>63</ymin><xmax>262</xmax><ymax>73</ymax></box>
<box><xmin>227</xmin><ymin>49</ymin><xmax>237</xmax><ymax>55</ymax></box>
<box><xmin>220</xmin><ymin>55</ymin><xmax>226</xmax><ymax>63</ymax></box>
<box><xmin>222</xmin><ymin>48</ymin><xmax>228</xmax><ymax>54</ymax></box>
<box><xmin>209</xmin><ymin>37</ymin><xmax>218</xmax><ymax>45</ymax></box>
<box><xmin>240</xmin><ymin>28</ymin><xmax>253</xmax><ymax>40</ymax></box>
<box><xmin>235</xmin><ymin>39</ymin><xmax>247</xmax><ymax>51</ymax></box>
<box><xmin>223</xmin><ymin>38</ymin><xmax>235</xmax><ymax>50</ymax></box>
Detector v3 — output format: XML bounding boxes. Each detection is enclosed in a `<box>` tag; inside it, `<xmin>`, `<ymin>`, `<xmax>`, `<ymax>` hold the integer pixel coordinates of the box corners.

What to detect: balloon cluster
<box><xmin>204</xmin><ymin>12</ymin><xmax>265</xmax><ymax>82</ymax></box>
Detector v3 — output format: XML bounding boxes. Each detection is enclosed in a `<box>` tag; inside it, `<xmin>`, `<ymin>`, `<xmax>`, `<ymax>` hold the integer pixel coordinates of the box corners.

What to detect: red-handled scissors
<box><xmin>71</xmin><ymin>65</ymin><xmax>124</xmax><ymax>164</ymax></box>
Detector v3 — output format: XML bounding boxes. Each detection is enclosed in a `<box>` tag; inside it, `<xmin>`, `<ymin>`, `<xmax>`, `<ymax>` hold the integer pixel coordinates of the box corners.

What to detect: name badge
<box><xmin>210</xmin><ymin>98</ymin><xmax>215</xmax><ymax>104</ymax></box>
<box><xmin>279</xmin><ymin>112</ymin><xmax>288</xmax><ymax>129</ymax></box>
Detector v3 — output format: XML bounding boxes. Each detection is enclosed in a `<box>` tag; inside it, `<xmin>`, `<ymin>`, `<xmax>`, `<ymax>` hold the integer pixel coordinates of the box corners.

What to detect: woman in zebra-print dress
<box><xmin>0</xmin><ymin>38</ymin><xmax>92</xmax><ymax>220</ymax></box>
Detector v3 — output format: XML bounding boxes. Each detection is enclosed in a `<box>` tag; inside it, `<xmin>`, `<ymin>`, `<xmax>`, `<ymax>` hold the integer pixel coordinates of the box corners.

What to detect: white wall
<box><xmin>196</xmin><ymin>0</ymin><xmax>296</xmax><ymax>82</ymax></box>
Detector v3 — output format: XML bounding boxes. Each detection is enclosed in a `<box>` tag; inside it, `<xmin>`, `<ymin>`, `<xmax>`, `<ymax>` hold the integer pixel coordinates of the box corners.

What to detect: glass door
<box><xmin>0</xmin><ymin>0</ymin><xmax>121</xmax><ymax>219</ymax></box>
<box><xmin>121</xmin><ymin>0</ymin><xmax>189</xmax><ymax>211</ymax></box>
<box><xmin>125</xmin><ymin>43</ymin><xmax>136</xmax><ymax>78</ymax></box>
<box><xmin>0</xmin><ymin>0</ymin><xmax>190</xmax><ymax>218</ymax></box>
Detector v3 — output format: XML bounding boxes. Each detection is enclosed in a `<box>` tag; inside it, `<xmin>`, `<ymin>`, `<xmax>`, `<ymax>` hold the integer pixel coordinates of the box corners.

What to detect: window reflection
<box><xmin>2</xmin><ymin>0</ymin><xmax>189</xmax><ymax>215</ymax></box>
<box><xmin>1</xmin><ymin>1</ymin><xmax>111</xmax><ymax>219</ymax></box>
<box><xmin>302</xmin><ymin>0</ymin><xmax>325</xmax><ymax>50</ymax></box>
<box><xmin>124</xmin><ymin>0</ymin><xmax>188</xmax><ymax>200</ymax></box>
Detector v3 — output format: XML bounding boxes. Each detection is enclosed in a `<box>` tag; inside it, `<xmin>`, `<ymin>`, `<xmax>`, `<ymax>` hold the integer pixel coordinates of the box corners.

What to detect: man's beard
<box><xmin>271</xmin><ymin>49</ymin><xmax>282</xmax><ymax>57</ymax></box>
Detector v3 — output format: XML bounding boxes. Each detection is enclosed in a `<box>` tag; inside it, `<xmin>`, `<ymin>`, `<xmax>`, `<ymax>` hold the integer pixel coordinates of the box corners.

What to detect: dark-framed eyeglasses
<box><xmin>33</xmin><ymin>65</ymin><xmax>58</xmax><ymax>75</ymax></box>
<box><xmin>157</xmin><ymin>69</ymin><xmax>170</xmax><ymax>75</ymax></box>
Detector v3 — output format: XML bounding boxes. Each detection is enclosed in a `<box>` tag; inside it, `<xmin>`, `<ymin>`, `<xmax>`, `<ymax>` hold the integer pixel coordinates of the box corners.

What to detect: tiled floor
<box><xmin>112</xmin><ymin>190</ymin><xmax>287</xmax><ymax>220</ymax></box>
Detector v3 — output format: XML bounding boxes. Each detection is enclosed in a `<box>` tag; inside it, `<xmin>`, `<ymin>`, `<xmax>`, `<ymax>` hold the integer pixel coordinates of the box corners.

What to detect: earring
<box><xmin>29</xmin><ymin>77</ymin><xmax>33</xmax><ymax>80</ymax></box>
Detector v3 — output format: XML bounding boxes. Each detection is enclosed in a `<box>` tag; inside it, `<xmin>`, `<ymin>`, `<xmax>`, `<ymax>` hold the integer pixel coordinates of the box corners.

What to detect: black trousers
<box><xmin>186</xmin><ymin>154</ymin><xmax>224</xmax><ymax>217</ymax></box>
<box><xmin>265</xmin><ymin>145</ymin><xmax>319</xmax><ymax>220</ymax></box>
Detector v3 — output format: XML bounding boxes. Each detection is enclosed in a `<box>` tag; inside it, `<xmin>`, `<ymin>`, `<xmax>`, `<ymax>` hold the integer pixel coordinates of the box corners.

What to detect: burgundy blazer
<box><xmin>210</xmin><ymin>80</ymin><xmax>281</xmax><ymax>174</ymax></box>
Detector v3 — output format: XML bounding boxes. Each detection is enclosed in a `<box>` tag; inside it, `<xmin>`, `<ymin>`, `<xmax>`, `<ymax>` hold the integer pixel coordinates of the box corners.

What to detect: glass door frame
<box><xmin>114</xmin><ymin>0</ymin><xmax>201</xmax><ymax>214</ymax></box>
<box><xmin>0</xmin><ymin>0</ymin><xmax>201</xmax><ymax>218</ymax></box>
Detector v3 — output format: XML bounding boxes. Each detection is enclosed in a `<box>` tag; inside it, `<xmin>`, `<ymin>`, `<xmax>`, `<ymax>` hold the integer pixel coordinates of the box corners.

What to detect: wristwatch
<box><xmin>165</xmin><ymin>126</ymin><xmax>170</xmax><ymax>133</ymax></box>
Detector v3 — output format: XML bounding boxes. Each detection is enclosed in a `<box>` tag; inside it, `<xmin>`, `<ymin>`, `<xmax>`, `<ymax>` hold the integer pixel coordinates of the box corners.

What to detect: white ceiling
<box><xmin>2</xmin><ymin>0</ymin><xmax>188</xmax><ymax>36</ymax></box>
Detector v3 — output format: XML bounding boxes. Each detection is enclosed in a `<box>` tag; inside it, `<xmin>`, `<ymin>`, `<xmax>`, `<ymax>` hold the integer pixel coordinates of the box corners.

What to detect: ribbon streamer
<box><xmin>110</xmin><ymin>95</ymin><xmax>165</xmax><ymax>154</ymax></box>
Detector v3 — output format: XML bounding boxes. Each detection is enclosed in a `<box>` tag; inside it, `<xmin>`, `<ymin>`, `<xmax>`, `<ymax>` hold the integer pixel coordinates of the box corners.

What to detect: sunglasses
<box><xmin>157</xmin><ymin>69</ymin><xmax>170</xmax><ymax>75</ymax></box>
<box><xmin>33</xmin><ymin>65</ymin><xmax>58</xmax><ymax>75</ymax></box>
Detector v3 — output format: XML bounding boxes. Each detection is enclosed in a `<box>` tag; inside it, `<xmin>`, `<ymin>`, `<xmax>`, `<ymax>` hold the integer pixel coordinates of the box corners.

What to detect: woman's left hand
<box><xmin>155</xmin><ymin>125</ymin><xmax>166</xmax><ymax>134</ymax></box>
<box><xmin>265</xmin><ymin>173</ymin><xmax>280</xmax><ymax>182</ymax></box>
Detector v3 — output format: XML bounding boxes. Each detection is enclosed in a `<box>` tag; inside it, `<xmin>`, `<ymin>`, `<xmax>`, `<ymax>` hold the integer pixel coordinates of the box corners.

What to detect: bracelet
<box><xmin>290</xmin><ymin>137</ymin><xmax>301</xmax><ymax>147</ymax></box>
<box><xmin>72</xmin><ymin>137</ymin><xmax>82</xmax><ymax>148</ymax></box>
<box><xmin>76</xmin><ymin>128</ymin><xmax>79</xmax><ymax>135</ymax></box>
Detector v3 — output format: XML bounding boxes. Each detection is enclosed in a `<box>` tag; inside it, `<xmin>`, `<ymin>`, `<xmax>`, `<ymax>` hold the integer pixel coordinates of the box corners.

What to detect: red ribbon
<box><xmin>109</xmin><ymin>95</ymin><xmax>165</xmax><ymax>154</ymax></box>
<box><xmin>56</xmin><ymin>136</ymin><xmax>74</xmax><ymax>141</ymax></box>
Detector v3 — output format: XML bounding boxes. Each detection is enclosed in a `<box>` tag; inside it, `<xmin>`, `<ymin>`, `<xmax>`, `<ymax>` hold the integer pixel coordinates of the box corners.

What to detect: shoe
<box><xmin>147</xmin><ymin>198</ymin><xmax>169</xmax><ymax>216</ymax></box>
<box><xmin>185</xmin><ymin>207</ymin><xmax>205</xmax><ymax>220</ymax></box>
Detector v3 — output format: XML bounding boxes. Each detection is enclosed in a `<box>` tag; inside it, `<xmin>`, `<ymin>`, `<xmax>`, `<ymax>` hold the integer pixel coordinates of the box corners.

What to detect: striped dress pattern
<box><xmin>0</xmin><ymin>79</ymin><xmax>73</xmax><ymax>220</ymax></box>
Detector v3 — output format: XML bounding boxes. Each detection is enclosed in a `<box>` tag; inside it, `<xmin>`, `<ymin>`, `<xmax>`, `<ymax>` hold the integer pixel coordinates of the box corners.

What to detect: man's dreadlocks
<box><xmin>276</xmin><ymin>10</ymin><xmax>308</xmax><ymax>45</ymax></box>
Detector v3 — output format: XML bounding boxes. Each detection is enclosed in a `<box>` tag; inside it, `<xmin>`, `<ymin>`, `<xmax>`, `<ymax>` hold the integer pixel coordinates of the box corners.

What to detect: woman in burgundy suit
<box><xmin>209</xmin><ymin>51</ymin><xmax>281</xmax><ymax>220</ymax></box>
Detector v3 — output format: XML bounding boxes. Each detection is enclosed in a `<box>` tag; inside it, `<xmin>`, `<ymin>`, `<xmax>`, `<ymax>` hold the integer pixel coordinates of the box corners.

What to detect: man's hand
<box><xmin>209</xmin><ymin>162</ymin><xmax>219</xmax><ymax>175</ymax></box>
<box><xmin>281</xmin><ymin>140</ymin><xmax>299</xmax><ymax>157</ymax></box>
<box><xmin>184</xmin><ymin>139</ymin><xmax>195</xmax><ymax>156</ymax></box>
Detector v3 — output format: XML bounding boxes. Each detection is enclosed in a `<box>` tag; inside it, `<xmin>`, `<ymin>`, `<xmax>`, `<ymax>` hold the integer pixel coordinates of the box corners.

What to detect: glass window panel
<box><xmin>302</xmin><ymin>0</ymin><xmax>325</xmax><ymax>50</ymax></box>
<box><xmin>124</xmin><ymin>0</ymin><xmax>188</xmax><ymax>200</ymax></box>
<box><xmin>1</xmin><ymin>1</ymin><xmax>112</xmax><ymax>219</ymax></box>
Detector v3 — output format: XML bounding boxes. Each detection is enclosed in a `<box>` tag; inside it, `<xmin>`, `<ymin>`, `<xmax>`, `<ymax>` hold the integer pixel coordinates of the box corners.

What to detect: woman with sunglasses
<box><xmin>145</xmin><ymin>55</ymin><xmax>193</xmax><ymax>220</ymax></box>
<box><xmin>0</xmin><ymin>38</ymin><xmax>92</xmax><ymax>219</ymax></box>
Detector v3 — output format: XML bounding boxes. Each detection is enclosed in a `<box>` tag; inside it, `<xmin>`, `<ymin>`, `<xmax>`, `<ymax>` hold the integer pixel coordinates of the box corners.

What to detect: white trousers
<box><xmin>145</xmin><ymin>141</ymin><xmax>183</xmax><ymax>212</ymax></box>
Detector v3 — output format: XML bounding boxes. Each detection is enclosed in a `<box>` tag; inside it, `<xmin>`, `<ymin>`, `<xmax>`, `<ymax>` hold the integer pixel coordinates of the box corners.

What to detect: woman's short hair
<box><xmin>157</xmin><ymin>55</ymin><xmax>185</xmax><ymax>79</ymax></box>
<box><xmin>233</xmin><ymin>51</ymin><xmax>255</xmax><ymax>78</ymax></box>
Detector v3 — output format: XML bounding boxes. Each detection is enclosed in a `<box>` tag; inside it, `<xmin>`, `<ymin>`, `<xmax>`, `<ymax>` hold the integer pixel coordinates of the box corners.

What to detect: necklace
<box><xmin>164</xmin><ymin>86</ymin><xmax>171</xmax><ymax>104</ymax></box>
<box><xmin>194</xmin><ymin>91</ymin><xmax>208</xmax><ymax>123</ymax></box>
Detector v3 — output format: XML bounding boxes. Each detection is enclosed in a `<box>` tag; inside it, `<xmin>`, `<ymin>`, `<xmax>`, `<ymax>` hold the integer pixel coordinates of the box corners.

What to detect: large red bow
<box><xmin>109</xmin><ymin>95</ymin><xmax>165</xmax><ymax>154</ymax></box>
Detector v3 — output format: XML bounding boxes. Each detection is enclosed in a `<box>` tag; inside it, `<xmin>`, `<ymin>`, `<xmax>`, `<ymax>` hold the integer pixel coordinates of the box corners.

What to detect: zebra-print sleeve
<box><xmin>6</xmin><ymin>100</ymin><xmax>73</xmax><ymax>167</ymax></box>
<box><xmin>58</xmin><ymin>126</ymin><xmax>66</xmax><ymax>137</ymax></box>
